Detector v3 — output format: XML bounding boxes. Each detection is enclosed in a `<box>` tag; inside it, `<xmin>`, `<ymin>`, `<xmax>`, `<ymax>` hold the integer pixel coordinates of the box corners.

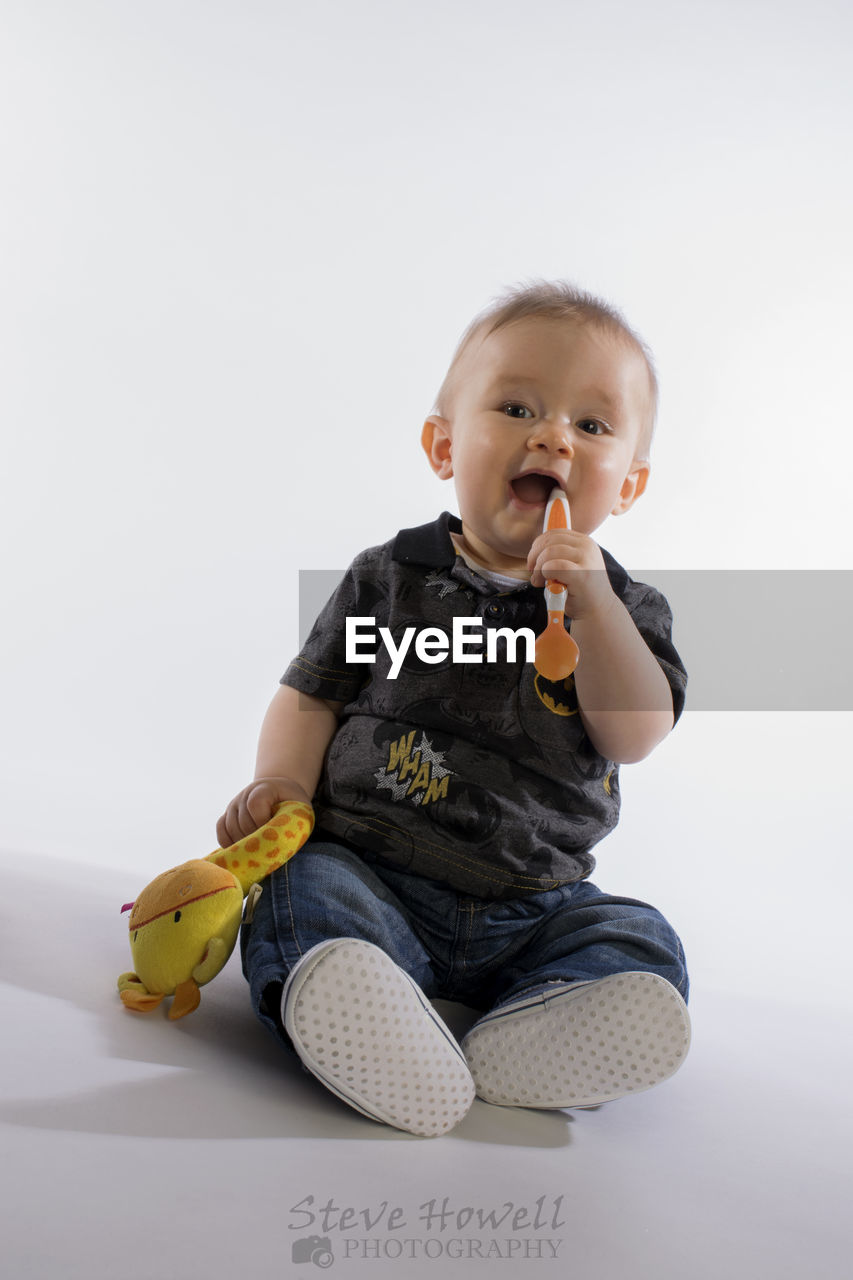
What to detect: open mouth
<box><xmin>509</xmin><ymin>472</ymin><xmax>563</xmax><ymax>507</ymax></box>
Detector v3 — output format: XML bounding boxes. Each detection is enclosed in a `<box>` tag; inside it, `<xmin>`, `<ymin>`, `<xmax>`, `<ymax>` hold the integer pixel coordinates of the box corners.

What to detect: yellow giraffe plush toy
<box><xmin>117</xmin><ymin>801</ymin><xmax>313</xmax><ymax>1019</ymax></box>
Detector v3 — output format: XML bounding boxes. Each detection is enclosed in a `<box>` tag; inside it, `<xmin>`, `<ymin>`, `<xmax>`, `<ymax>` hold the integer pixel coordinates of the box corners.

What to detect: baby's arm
<box><xmin>528</xmin><ymin>530</ymin><xmax>673</xmax><ymax>763</ymax></box>
<box><xmin>216</xmin><ymin>684</ymin><xmax>343</xmax><ymax>845</ymax></box>
<box><xmin>569</xmin><ymin>598</ymin><xmax>673</xmax><ymax>762</ymax></box>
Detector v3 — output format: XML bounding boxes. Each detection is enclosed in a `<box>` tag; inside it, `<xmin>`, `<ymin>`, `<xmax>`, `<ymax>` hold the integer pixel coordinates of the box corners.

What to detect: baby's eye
<box><xmin>577</xmin><ymin>418</ymin><xmax>606</xmax><ymax>435</ymax></box>
<box><xmin>502</xmin><ymin>402</ymin><xmax>533</xmax><ymax>420</ymax></box>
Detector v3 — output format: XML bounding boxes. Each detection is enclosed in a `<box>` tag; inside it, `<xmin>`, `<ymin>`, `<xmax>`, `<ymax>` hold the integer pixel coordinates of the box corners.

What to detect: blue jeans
<box><xmin>240</xmin><ymin>839</ymin><xmax>689</xmax><ymax>1047</ymax></box>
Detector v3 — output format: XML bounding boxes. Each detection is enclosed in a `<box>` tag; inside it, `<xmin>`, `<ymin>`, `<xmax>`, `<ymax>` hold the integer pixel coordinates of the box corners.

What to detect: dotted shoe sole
<box><xmin>462</xmin><ymin>972</ymin><xmax>691</xmax><ymax>1109</ymax></box>
<box><xmin>282</xmin><ymin>938</ymin><xmax>475</xmax><ymax>1137</ymax></box>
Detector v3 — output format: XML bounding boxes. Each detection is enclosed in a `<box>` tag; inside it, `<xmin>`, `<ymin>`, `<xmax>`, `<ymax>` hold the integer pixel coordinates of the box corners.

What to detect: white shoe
<box><xmin>281</xmin><ymin>938</ymin><xmax>475</xmax><ymax>1137</ymax></box>
<box><xmin>462</xmin><ymin>972</ymin><xmax>691</xmax><ymax>1109</ymax></box>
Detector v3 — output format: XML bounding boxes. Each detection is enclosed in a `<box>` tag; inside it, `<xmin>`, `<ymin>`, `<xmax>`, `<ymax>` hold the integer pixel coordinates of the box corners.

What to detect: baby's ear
<box><xmin>611</xmin><ymin>461</ymin><xmax>650</xmax><ymax>515</ymax></box>
<box><xmin>421</xmin><ymin>416</ymin><xmax>453</xmax><ymax>480</ymax></box>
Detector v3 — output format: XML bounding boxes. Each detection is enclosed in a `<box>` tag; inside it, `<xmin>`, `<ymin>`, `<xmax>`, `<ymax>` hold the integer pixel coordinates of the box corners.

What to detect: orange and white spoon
<box><xmin>533</xmin><ymin>488</ymin><xmax>580</xmax><ymax>681</ymax></box>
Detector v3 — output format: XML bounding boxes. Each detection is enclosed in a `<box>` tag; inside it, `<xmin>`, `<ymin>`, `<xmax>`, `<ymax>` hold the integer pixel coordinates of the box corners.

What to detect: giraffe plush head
<box><xmin>117</xmin><ymin>801</ymin><xmax>314</xmax><ymax>1019</ymax></box>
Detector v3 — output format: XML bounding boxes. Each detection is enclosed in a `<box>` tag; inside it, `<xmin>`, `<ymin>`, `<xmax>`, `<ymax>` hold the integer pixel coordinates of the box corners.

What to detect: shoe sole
<box><xmin>462</xmin><ymin>972</ymin><xmax>691</xmax><ymax>1109</ymax></box>
<box><xmin>282</xmin><ymin>938</ymin><xmax>475</xmax><ymax>1137</ymax></box>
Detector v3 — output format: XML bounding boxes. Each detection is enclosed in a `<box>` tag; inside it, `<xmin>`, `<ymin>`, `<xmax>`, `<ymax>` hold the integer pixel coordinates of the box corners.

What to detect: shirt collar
<box><xmin>392</xmin><ymin>511</ymin><xmax>461</xmax><ymax>567</ymax></box>
<box><xmin>391</xmin><ymin>511</ymin><xmax>629</xmax><ymax>597</ymax></box>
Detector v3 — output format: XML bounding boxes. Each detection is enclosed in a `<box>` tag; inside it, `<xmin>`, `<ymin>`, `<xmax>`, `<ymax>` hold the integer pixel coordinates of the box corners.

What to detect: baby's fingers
<box><xmin>216</xmin><ymin>803</ymin><xmax>243</xmax><ymax>849</ymax></box>
<box><xmin>216</xmin><ymin>786</ymin><xmax>272</xmax><ymax>848</ymax></box>
<box><xmin>528</xmin><ymin>538</ymin><xmax>580</xmax><ymax>581</ymax></box>
<box><xmin>237</xmin><ymin>786</ymin><xmax>277</xmax><ymax>839</ymax></box>
<box><xmin>526</xmin><ymin>530</ymin><xmax>579</xmax><ymax>567</ymax></box>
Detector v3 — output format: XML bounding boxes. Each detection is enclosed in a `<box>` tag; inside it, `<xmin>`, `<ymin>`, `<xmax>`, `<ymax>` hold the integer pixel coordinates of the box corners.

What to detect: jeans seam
<box><xmin>442</xmin><ymin>901</ymin><xmax>472</xmax><ymax>997</ymax></box>
<box><xmin>283</xmin><ymin>861</ymin><xmax>304</xmax><ymax>961</ymax></box>
<box><xmin>461</xmin><ymin>903</ymin><xmax>475</xmax><ymax>976</ymax></box>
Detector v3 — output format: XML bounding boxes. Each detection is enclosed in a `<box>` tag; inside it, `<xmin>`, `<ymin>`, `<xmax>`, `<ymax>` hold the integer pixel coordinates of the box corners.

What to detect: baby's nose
<box><xmin>529</xmin><ymin>419</ymin><xmax>573</xmax><ymax>456</ymax></box>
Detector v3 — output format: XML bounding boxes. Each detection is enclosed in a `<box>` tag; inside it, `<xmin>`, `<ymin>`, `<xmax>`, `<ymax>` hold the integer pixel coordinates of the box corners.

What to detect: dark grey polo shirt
<box><xmin>282</xmin><ymin>512</ymin><xmax>687</xmax><ymax>900</ymax></box>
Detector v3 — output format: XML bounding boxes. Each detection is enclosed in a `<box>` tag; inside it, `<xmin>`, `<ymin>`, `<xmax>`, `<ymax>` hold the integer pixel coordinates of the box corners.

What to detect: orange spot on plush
<box><xmin>262</xmin><ymin>828</ymin><xmax>277</xmax><ymax>841</ymax></box>
<box><xmin>247</xmin><ymin>859</ymin><xmax>260</xmax><ymax>868</ymax></box>
<box><xmin>266</xmin><ymin>849</ymin><xmax>280</xmax><ymax>859</ymax></box>
<box><xmin>232</xmin><ymin>859</ymin><xmax>240</xmax><ymax>869</ymax></box>
<box><xmin>245</xmin><ymin>838</ymin><xmax>260</xmax><ymax>854</ymax></box>
<box><xmin>213</xmin><ymin>855</ymin><xmax>227</xmax><ymax>868</ymax></box>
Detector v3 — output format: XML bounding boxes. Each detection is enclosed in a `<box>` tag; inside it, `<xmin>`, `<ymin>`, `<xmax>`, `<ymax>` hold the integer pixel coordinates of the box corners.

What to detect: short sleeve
<box><xmin>622</xmin><ymin>582</ymin><xmax>688</xmax><ymax>723</ymax></box>
<box><xmin>281</xmin><ymin>552</ymin><xmax>388</xmax><ymax>705</ymax></box>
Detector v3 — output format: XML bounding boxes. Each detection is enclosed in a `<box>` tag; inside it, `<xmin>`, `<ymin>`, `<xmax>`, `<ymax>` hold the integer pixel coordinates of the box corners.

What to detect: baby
<box><xmin>218</xmin><ymin>281</ymin><xmax>690</xmax><ymax>1137</ymax></box>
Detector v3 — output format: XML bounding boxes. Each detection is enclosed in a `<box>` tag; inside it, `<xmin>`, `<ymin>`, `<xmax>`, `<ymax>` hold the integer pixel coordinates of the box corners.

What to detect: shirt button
<box><xmin>485</xmin><ymin>601</ymin><xmax>504</xmax><ymax>619</ymax></box>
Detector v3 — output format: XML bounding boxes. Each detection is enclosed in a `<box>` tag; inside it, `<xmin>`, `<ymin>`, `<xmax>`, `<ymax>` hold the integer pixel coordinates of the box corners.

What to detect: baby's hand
<box><xmin>216</xmin><ymin>777</ymin><xmax>312</xmax><ymax>848</ymax></box>
<box><xmin>527</xmin><ymin>530</ymin><xmax>617</xmax><ymax>622</ymax></box>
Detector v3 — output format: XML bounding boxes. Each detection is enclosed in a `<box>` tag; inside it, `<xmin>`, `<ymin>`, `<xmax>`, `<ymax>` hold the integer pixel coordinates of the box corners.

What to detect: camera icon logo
<box><xmin>292</xmin><ymin>1235</ymin><xmax>335</xmax><ymax>1268</ymax></box>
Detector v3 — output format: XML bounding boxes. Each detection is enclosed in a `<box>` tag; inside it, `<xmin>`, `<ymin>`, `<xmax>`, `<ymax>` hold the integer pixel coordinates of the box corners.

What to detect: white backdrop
<box><xmin>2</xmin><ymin>1</ymin><xmax>852</xmax><ymax>1003</ymax></box>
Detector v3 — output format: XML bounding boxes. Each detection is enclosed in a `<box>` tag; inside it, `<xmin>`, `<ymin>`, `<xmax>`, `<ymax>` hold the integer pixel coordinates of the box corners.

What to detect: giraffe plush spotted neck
<box><xmin>117</xmin><ymin>801</ymin><xmax>313</xmax><ymax>1019</ymax></box>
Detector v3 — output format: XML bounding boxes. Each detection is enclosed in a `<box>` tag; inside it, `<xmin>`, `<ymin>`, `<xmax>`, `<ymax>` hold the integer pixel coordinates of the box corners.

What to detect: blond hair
<box><xmin>433</xmin><ymin>280</ymin><xmax>658</xmax><ymax>459</ymax></box>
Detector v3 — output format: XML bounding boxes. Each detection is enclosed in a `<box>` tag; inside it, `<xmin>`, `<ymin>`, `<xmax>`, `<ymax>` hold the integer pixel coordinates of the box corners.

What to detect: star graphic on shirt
<box><xmin>416</xmin><ymin>734</ymin><xmax>452</xmax><ymax>780</ymax></box>
<box><xmin>424</xmin><ymin>569</ymin><xmax>461</xmax><ymax>599</ymax></box>
<box><xmin>374</xmin><ymin>770</ymin><xmax>412</xmax><ymax>802</ymax></box>
<box><xmin>373</xmin><ymin>730</ymin><xmax>453</xmax><ymax>805</ymax></box>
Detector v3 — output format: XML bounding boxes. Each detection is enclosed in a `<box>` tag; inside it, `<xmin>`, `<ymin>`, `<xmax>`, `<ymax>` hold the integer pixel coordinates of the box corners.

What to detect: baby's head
<box><xmin>422</xmin><ymin>281</ymin><xmax>658</xmax><ymax>574</ymax></box>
